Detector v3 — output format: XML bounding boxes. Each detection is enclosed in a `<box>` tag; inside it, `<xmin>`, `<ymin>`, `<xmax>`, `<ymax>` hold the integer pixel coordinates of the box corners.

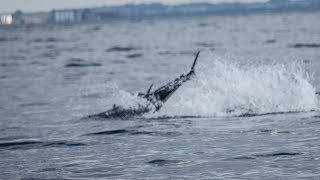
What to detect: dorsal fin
<box><xmin>190</xmin><ymin>51</ymin><xmax>200</xmax><ymax>72</ymax></box>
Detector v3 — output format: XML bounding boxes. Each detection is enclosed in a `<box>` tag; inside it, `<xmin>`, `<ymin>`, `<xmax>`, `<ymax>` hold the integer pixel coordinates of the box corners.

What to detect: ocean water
<box><xmin>0</xmin><ymin>11</ymin><xmax>320</xmax><ymax>179</ymax></box>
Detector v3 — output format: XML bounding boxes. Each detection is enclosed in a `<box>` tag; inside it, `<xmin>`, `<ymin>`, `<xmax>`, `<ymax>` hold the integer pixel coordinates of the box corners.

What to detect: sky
<box><xmin>0</xmin><ymin>0</ymin><xmax>269</xmax><ymax>13</ymax></box>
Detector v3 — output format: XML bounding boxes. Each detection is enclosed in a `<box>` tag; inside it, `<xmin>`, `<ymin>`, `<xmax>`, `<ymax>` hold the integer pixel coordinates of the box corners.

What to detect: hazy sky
<box><xmin>0</xmin><ymin>0</ymin><xmax>268</xmax><ymax>13</ymax></box>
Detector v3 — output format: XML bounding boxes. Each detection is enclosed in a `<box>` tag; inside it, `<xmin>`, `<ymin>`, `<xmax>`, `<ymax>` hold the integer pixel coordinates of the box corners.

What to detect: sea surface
<box><xmin>1</xmin><ymin>11</ymin><xmax>320</xmax><ymax>179</ymax></box>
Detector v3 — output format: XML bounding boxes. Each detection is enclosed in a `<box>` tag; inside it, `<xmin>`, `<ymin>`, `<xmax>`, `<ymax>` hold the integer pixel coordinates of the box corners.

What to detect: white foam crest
<box><xmin>155</xmin><ymin>54</ymin><xmax>318</xmax><ymax>117</ymax></box>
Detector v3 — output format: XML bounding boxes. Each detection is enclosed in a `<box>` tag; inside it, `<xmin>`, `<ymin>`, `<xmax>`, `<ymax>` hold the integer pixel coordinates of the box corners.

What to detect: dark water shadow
<box><xmin>147</xmin><ymin>159</ymin><xmax>190</xmax><ymax>166</ymax></box>
<box><xmin>65</xmin><ymin>63</ymin><xmax>102</xmax><ymax>68</ymax></box>
<box><xmin>158</xmin><ymin>50</ymin><xmax>176</xmax><ymax>56</ymax></box>
<box><xmin>64</xmin><ymin>58</ymin><xmax>102</xmax><ymax>68</ymax></box>
<box><xmin>158</xmin><ymin>50</ymin><xmax>200</xmax><ymax>56</ymax></box>
<box><xmin>84</xmin><ymin>110</ymin><xmax>205</xmax><ymax>121</ymax></box>
<box><xmin>127</xmin><ymin>53</ymin><xmax>143</xmax><ymax>59</ymax></box>
<box><xmin>264</xmin><ymin>39</ymin><xmax>277</xmax><ymax>44</ymax></box>
<box><xmin>228</xmin><ymin>156</ymin><xmax>256</xmax><ymax>160</ymax></box>
<box><xmin>254</xmin><ymin>152</ymin><xmax>302</xmax><ymax>157</ymax></box>
<box><xmin>29</xmin><ymin>61</ymin><xmax>48</xmax><ymax>66</ymax></box>
<box><xmin>81</xmin><ymin>93</ymin><xmax>101</xmax><ymax>99</ymax></box>
<box><xmin>289</xmin><ymin>43</ymin><xmax>320</xmax><ymax>48</ymax></box>
<box><xmin>180</xmin><ymin>50</ymin><xmax>200</xmax><ymax>55</ymax></box>
<box><xmin>20</xmin><ymin>102</ymin><xmax>50</xmax><ymax>107</ymax></box>
<box><xmin>198</xmin><ymin>23</ymin><xmax>209</xmax><ymax>27</ymax></box>
<box><xmin>0</xmin><ymin>141</ymin><xmax>86</xmax><ymax>150</ymax></box>
<box><xmin>0</xmin><ymin>62</ymin><xmax>19</xmax><ymax>67</ymax></box>
<box><xmin>235</xmin><ymin>129</ymin><xmax>291</xmax><ymax>135</ymax></box>
<box><xmin>146</xmin><ymin>115</ymin><xmax>205</xmax><ymax>121</ymax></box>
<box><xmin>0</xmin><ymin>136</ymin><xmax>35</xmax><ymax>141</ymax></box>
<box><xmin>111</xmin><ymin>59</ymin><xmax>126</xmax><ymax>64</ymax></box>
<box><xmin>0</xmin><ymin>37</ymin><xmax>20</xmax><ymax>42</ymax></box>
<box><xmin>0</xmin><ymin>75</ymin><xmax>7</xmax><ymax>79</ymax></box>
<box><xmin>303</xmin><ymin>59</ymin><xmax>311</xmax><ymax>64</ymax></box>
<box><xmin>0</xmin><ymin>127</ymin><xmax>21</xmax><ymax>132</ymax></box>
<box><xmin>226</xmin><ymin>152</ymin><xmax>302</xmax><ymax>161</ymax></box>
<box><xmin>29</xmin><ymin>37</ymin><xmax>65</xmax><ymax>43</ymax></box>
<box><xmin>105</xmin><ymin>46</ymin><xmax>140</xmax><ymax>52</ymax></box>
<box><xmin>85</xmin><ymin>128</ymin><xmax>182</xmax><ymax>137</ymax></box>
<box><xmin>238</xmin><ymin>110</ymin><xmax>311</xmax><ymax>117</ymax></box>
<box><xmin>194</xmin><ymin>42</ymin><xmax>216</xmax><ymax>48</ymax></box>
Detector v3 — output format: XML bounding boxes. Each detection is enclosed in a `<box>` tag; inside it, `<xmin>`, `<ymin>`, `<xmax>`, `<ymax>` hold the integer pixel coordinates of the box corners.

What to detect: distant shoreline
<box><xmin>1</xmin><ymin>0</ymin><xmax>319</xmax><ymax>26</ymax></box>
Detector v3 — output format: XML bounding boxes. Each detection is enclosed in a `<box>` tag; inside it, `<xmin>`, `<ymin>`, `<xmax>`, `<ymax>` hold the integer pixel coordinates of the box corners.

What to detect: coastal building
<box><xmin>50</xmin><ymin>9</ymin><xmax>83</xmax><ymax>23</ymax></box>
<box><xmin>22</xmin><ymin>12</ymin><xmax>49</xmax><ymax>25</ymax></box>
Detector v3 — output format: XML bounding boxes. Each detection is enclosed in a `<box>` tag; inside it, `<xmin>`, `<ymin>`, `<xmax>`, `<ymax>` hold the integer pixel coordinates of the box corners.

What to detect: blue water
<box><xmin>0</xmin><ymin>11</ymin><xmax>320</xmax><ymax>179</ymax></box>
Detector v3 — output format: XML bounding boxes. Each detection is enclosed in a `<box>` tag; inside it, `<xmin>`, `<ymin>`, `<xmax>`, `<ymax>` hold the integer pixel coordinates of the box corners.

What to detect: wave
<box><xmin>107</xmin><ymin>52</ymin><xmax>319</xmax><ymax>117</ymax></box>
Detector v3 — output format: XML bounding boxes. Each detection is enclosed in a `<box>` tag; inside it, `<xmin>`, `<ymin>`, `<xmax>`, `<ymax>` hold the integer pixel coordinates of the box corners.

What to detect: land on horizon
<box><xmin>0</xmin><ymin>0</ymin><xmax>319</xmax><ymax>25</ymax></box>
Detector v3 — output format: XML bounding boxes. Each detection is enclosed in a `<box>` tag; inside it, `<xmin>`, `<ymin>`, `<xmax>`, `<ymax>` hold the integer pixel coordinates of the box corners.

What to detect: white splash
<box><xmin>109</xmin><ymin>90</ymin><xmax>151</xmax><ymax>110</ymax></box>
<box><xmin>155</xmin><ymin>54</ymin><xmax>318</xmax><ymax>117</ymax></box>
